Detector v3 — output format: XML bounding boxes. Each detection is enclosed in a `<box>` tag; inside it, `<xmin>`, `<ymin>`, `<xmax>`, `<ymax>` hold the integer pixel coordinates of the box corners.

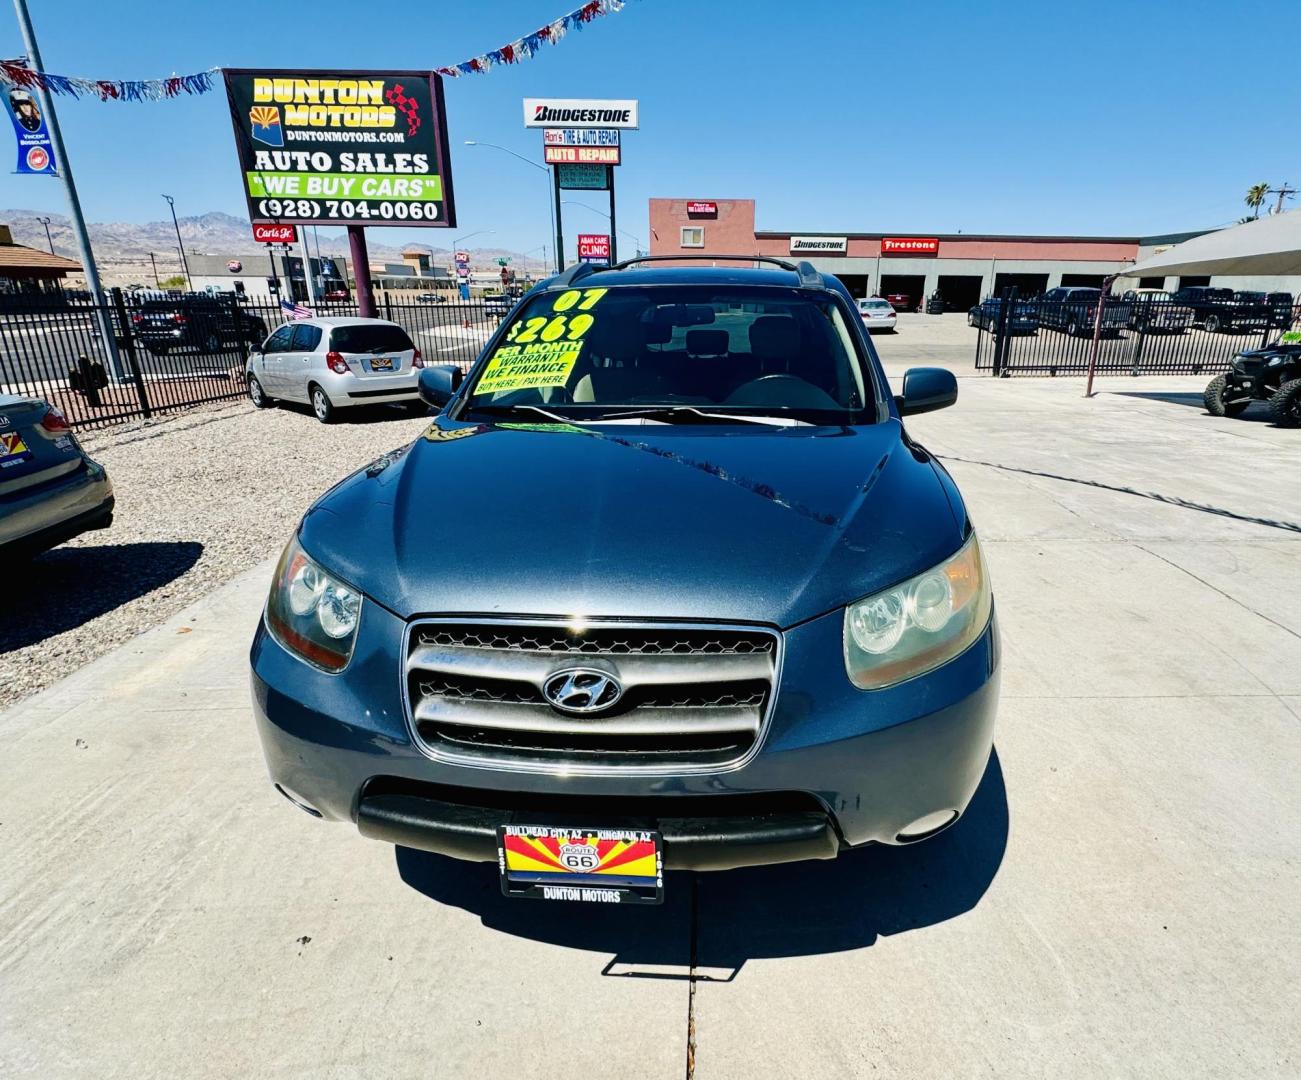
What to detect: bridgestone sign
<box><xmin>789</xmin><ymin>236</ymin><xmax>847</xmax><ymax>254</ymax></box>
<box><xmin>523</xmin><ymin>98</ymin><xmax>639</xmax><ymax>129</ymax></box>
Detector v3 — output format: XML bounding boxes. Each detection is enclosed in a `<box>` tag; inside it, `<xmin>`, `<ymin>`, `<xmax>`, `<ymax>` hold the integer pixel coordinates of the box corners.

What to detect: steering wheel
<box><xmin>724</xmin><ymin>373</ymin><xmax>840</xmax><ymax>410</ymax></box>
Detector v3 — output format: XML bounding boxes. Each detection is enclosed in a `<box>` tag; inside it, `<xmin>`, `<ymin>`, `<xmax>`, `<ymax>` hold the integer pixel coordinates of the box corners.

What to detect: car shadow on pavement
<box><xmin>275</xmin><ymin>401</ymin><xmax>429</xmax><ymax>425</ymax></box>
<box><xmin>395</xmin><ymin>751</ymin><xmax>1008</xmax><ymax>978</ymax></box>
<box><xmin>1110</xmin><ymin>391</ymin><xmax>1274</xmax><ymax>422</ymax></box>
<box><xmin>1</xmin><ymin>541</ymin><xmax>203</xmax><ymax>652</ymax></box>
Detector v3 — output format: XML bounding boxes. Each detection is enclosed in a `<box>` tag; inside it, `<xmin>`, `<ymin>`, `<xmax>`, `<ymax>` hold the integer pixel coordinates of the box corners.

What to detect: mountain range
<box><xmin>1</xmin><ymin>208</ymin><xmax>547</xmax><ymax>280</ymax></box>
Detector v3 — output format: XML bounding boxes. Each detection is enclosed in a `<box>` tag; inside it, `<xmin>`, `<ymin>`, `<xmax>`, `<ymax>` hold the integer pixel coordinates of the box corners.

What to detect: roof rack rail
<box><xmin>548</xmin><ymin>261</ymin><xmax>601</xmax><ymax>288</ymax></box>
<box><xmin>602</xmin><ymin>253</ymin><xmax>830</xmax><ymax>290</ymax></box>
<box><xmin>608</xmin><ymin>253</ymin><xmax>801</xmax><ymax>272</ymax></box>
<box><xmin>792</xmin><ymin>260</ymin><xmax>825</xmax><ymax>289</ymax></box>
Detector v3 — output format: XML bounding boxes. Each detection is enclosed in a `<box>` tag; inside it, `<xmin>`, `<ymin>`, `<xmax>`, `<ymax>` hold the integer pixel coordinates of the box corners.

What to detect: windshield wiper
<box><xmin>470</xmin><ymin>403</ymin><xmax>590</xmax><ymax>425</ymax></box>
<box><xmin>597</xmin><ymin>406</ymin><xmax>811</xmax><ymax>427</ymax></box>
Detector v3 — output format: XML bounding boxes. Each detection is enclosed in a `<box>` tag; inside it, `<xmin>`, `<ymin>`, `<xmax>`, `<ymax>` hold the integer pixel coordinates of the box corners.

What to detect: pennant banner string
<box><xmin>0</xmin><ymin>0</ymin><xmax>632</xmax><ymax>101</ymax></box>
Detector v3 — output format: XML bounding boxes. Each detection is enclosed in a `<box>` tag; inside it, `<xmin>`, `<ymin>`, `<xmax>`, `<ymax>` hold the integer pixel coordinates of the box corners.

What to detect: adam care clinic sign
<box><xmin>223</xmin><ymin>69</ymin><xmax>456</xmax><ymax>229</ymax></box>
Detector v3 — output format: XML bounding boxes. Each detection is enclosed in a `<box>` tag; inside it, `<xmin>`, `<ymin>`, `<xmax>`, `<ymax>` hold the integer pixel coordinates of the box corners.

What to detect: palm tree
<box><xmin>1245</xmin><ymin>182</ymin><xmax>1270</xmax><ymax>219</ymax></box>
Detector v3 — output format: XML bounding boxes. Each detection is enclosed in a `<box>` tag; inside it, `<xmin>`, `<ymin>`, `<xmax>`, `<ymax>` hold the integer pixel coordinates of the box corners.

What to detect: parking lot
<box><xmin>2</xmin><ymin>314</ymin><xmax>1298</xmax><ymax>1077</ymax></box>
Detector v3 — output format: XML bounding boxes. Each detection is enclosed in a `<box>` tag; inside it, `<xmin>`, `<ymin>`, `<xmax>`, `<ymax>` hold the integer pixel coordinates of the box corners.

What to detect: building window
<box><xmin>681</xmin><ymin>226</ymin><xmax>704</xmax><ymax>248</ymax></box>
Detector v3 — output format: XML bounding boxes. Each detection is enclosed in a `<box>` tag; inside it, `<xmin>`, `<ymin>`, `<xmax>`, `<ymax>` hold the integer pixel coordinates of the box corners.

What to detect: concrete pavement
<box><xmin>2</xmin><ymin>316</ymin><xmax>1298</xmax><ymax>1078</ymax></box>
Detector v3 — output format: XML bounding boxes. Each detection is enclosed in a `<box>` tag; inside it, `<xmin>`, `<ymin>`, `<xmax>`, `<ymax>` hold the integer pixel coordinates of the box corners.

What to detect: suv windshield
<box><xmin>462</xmin><ymin>285</ymin><xmax>876</xmax><ymax>423</ymax></box>
<box><xmin>329</xmin><ymin>324</ymin><xmax>414</xmax><ymax>353</ymax></box>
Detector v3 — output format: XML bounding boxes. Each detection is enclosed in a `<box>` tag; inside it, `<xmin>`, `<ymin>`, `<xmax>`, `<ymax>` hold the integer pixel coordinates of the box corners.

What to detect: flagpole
<box><xmin>11</xmin><ymin>0</ymin><xmax>123</xmax><ymax>380</ymax></box>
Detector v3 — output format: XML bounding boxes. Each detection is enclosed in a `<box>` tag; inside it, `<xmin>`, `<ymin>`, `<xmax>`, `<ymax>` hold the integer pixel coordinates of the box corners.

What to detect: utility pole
<box><xmin>299</xmin><ymin>230</ymin><xmax>319</xmax><ymax>306</ymax></box>
<box><xmin>161</xmin><ymin>194</ymin><xmax>191</xmax><ymax>290</ymax></box>
<box><xmin>12</xmin><ymin>0</ymin><xmax>122</xmax><ymax>378</ymax></box>
<box><xmin>1267</xmin><ymin>182</ymin><xmax>1296</xmax><ymax>215</ymax></box>
<box><xmin>36</xmin><ymin>215</ymin><xmax>53</xmax><ymax>253</ymax></box>
<box><xmin>148</xmin><ymin>251</ymin><xmax>159</xmax><ymax>287</ymax></box>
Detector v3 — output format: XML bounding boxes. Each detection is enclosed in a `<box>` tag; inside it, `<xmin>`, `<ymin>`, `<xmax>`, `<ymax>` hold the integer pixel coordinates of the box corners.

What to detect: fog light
<box><xmin>896</xmin><ymin>809</ymin><xmax>958</xmax><ymax>842</ymax></box>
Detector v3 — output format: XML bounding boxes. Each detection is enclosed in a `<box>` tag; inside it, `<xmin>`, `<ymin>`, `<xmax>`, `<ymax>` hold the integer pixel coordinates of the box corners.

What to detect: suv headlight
<box><xmin>266</xmin><ymin>536</ymin><xmax>362</xmax><ymax>672</ymax></box>
<box><xmin>843</xmin><ymin>534</ymin><xmax>992</xmax><ymax>689</ymax></box>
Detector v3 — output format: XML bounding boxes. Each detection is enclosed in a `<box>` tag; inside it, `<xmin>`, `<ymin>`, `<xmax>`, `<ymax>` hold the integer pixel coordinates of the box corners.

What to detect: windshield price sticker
<box><xmin>478</xmin><ymin>341</ymin><xmax>580</xmax><ymax>393</ymax></box>
<box><xmin>477</xmin><ymin>289</ymin><xmax>608</xmax><ymax>394</ymax></box>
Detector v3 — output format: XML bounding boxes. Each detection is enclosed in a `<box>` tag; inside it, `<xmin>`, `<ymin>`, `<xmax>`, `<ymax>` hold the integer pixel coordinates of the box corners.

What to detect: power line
<box><xmin>1267</xmin><ymin>182</ymin><xmax>1296</xmax><ymax>215</ymax></box>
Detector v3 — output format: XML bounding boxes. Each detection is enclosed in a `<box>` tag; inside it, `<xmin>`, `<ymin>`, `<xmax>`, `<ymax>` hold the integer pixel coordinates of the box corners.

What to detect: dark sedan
<box><xmin>968</xmin><ymin>296</ymin><xmax>1038</xmax><ymax>333</ymax></box>
<box><xmin>0</xmin><ymin>394</ymin><xmax>113</xmax><ymax>557</ymax></box>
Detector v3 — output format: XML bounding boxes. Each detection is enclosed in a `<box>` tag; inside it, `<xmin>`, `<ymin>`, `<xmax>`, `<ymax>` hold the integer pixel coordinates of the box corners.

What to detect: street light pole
<box><xmin>12</xmin><ymin>0</ymin><xmax>122</xmax><ymax>378</ymax></box>
<box><xmin>161</xmin><ymin>194</ymin><xmax>191</xmax><ymax>291</ymax></box>
<box><xmin>561</xmin><ymin>200</ymin><xmax>643</xmax><ymax>256</ymax></box>
<box><xmin>464</xmin><ymin>140</ymin><xmax>559</xmax><ymax>273</ymax></box>
<box><xmin>36</xmin><ymin>215</ymin><xmax>53</xmax><ymax>253</ymax></box>
<box><xmin>148</xmin><ymin>252</ymin><xmax>160</xmax><ymax>287</ymax></box>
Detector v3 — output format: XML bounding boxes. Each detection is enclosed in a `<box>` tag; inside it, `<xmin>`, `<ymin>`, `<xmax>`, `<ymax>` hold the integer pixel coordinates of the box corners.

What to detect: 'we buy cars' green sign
<box><xmin>223</xmin><ymin>69</ymin><xmax>456</xmax><ymax>229</ymax></box>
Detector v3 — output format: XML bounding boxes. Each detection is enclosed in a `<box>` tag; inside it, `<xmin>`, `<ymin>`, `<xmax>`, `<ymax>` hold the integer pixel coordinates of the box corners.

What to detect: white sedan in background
<box><xmin>246</xmin><ymin>317</ymin><xmax>425</xmax><ymax>423</ymax></box>
<box><xmin>857</xmin><ymin>296</ymin><xmax>898</xmax><ymax>333</ymax></box>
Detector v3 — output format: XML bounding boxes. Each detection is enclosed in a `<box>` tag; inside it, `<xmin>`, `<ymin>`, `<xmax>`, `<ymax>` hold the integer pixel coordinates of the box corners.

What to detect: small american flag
<box><xmin>280</xmin><ymin>298</ymin><xmax>313</xmax><ymax>320</ymax></box>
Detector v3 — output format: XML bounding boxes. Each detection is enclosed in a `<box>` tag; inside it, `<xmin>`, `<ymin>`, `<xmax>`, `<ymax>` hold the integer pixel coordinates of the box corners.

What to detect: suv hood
<box><xmin>299</xmin><ymin>417</ymin><xmax>966</xmax><ymax>628</ymax></box>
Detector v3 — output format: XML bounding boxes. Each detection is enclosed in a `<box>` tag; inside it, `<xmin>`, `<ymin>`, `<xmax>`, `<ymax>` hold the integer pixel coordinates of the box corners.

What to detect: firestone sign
<box><xmin>523</xmin><ymin>98</ymin><xmax>639</xmax><ymax>129</ymax></box>
<box><xmin>882</xmin><ymin>237</ymin><xmax>939</xmax><ymax>256</ymax></box>
<box><xmin>789</xmin><ymin>236</ymin><xmax>847</xmax><ymax>254</ymax></box>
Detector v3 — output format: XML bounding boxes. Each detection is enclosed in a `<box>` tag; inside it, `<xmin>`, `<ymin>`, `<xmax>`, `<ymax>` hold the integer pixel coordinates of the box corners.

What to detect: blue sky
<box><xmin>0</xmin><ymin>0</ymin><xmax>1294</xmax><ymax>256</ymax></box>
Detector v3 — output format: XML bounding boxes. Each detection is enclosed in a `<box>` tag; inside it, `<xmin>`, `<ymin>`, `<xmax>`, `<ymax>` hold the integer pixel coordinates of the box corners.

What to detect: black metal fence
<box><xmin>0</xmin><ymin>288</ymin><xmax>503</xmax><ymax>430</ymax></box>
<box><xmin>973</xmin><ymin>289</ymin><xmax>1301</xmax><ymax>377</ymax></box>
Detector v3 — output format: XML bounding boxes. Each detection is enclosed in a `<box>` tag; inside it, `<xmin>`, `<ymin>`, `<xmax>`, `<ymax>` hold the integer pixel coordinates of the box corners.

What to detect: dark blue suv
<box><xmin>250</xmin><ymin>257</ymin><xmax>1000</xmax><ymax>905</ymax></box>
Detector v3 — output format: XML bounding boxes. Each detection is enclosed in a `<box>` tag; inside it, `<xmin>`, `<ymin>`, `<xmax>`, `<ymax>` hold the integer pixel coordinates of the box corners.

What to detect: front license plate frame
<box><xmin>369</xmin><ymin>357</ymin><xmax>395</xmax><ymax>372</ymax></box>
<box><xmin>497</xmin><ymin>824</ymin><xmax>664</xmax><ymax>905</ymax></box>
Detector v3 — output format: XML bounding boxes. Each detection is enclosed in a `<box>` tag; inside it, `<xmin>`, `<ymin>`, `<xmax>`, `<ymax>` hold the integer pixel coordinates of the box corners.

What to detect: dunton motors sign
<box><xmin>882</xmin><ymin>237</ymin><xmax>939</xmax><ymax>256</ymax></box>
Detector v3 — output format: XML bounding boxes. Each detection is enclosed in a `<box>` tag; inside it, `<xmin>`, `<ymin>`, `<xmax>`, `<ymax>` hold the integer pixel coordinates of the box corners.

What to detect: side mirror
<box><xmin>896</xmin><ymin>367</ymin><xmax>957</xmax><ymax>417</ymax></box>
<box><xmin>418</xmin><ymin>365</ymin><xmax>463</xmax><ymax>410</ymax></box>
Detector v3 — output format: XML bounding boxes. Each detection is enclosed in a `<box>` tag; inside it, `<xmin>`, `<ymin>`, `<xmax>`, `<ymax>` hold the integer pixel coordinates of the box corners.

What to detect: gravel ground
<box><xmin>0</xmin><ymin>398</ymin><xmax>429</xmax><ymax>708</ymax></box>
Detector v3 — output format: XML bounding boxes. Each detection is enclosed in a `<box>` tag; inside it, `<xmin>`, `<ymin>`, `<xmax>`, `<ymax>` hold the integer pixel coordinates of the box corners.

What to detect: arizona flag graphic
<box><xmin>249</xmin><ymin>106</ymin><xmax>283</xmax><ymax>147</ymax></box>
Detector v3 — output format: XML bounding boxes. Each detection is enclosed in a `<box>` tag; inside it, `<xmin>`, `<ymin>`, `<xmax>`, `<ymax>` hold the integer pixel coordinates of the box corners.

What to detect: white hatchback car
<box><xmin>246</xmin><ymin>317</ymin><xmax>423</xmax><ymax>422</ymax></box>
<box><xmin>857</xmin><ymin>296</ymin><xmax>898</xmax><ymax>333</ymax></box>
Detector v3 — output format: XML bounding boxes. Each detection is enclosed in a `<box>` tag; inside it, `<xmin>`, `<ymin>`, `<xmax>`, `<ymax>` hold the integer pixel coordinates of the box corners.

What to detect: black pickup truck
<box><xmin>1036</xmin><ymin>286</ymin><xmax>1130</xmax><ymax>336</ymax></box>
<box><xmin>1167</xmin><ymin>286</ymin><xmax>1280</xmax><ymax>333</ymax></box>
<box><xmin>131</xmin><ymin>295</ymin><xmax>268</xmax><ymax>355</ymax></box>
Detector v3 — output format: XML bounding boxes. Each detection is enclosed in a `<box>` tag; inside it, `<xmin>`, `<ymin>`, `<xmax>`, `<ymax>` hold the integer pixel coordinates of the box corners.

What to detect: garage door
<box><xmin>994</xmin><ymin>272</ymin><xmax>1048</xmax><ymax>299</ymax></box>
<box><xmin>879</xmin><ymin>275</ymin><xmax>926</xmax><ymax>311</ymax></box>
<box><xmin>937</xmin><ymin>275</ymin><xmax>983</xmax><ymax>312</ymax></box>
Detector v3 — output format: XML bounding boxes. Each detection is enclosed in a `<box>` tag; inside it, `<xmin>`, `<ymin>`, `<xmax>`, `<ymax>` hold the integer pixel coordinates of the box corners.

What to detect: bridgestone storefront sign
<box><xmin>790</xmin><ymin>236</ymin><xmax>847</xmax><ymax>254</ymax></box>
<box><xmin>523</xmin><ymin>98</ymin><xmax>640</xmax><ymax>129</ymax></box>
<box><xmin>223</xmin><ymin>68</ymin><xmax>457</xmax><ymax>229</ymax></box>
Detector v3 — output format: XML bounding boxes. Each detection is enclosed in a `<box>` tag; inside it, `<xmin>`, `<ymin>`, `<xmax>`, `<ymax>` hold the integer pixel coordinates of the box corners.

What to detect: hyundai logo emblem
<box><xmin>542</xmin><ymin>668</ymin><xmax>623</xmax><ymax>715</ymax></box>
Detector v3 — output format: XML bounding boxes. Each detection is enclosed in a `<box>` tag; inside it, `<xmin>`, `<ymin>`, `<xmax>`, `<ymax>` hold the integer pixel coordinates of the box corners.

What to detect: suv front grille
<box><xmin>404</xmin><ymin>620</ymin><xmax>780</xmax><ymax>772</ymax></box>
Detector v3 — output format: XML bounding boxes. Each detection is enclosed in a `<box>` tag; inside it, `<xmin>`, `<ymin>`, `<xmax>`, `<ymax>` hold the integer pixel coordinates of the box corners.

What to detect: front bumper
<box><xmin>251</xmin><ymin>601</ymin><xmax>1000</xmax><ymax>870</ymax></box>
